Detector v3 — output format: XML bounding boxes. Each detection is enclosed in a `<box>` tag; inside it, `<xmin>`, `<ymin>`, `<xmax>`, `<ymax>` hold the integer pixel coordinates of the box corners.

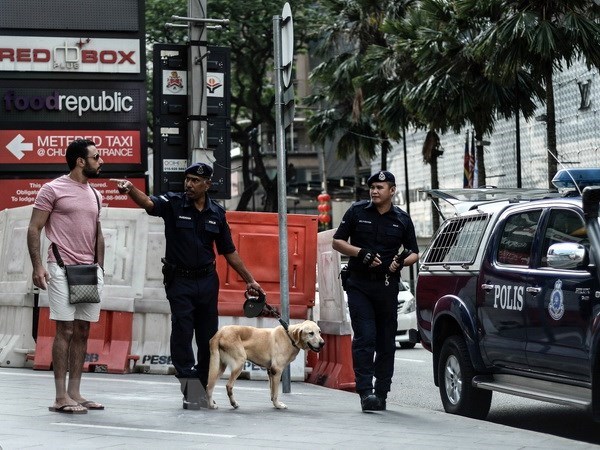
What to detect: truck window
<box><xmin>424</xmin><ymin>214</ymin><xmax>489</xmax><ymax>264</ymax></box>
<box><xmin>540</xmin><ymin>209</ymin><xmax>587</xmax><ymax>267</ymax></box>
<box><xmin>497</xmin><ymin>210</ymin><xmax>542</xmax><ymax>266</ymax></box>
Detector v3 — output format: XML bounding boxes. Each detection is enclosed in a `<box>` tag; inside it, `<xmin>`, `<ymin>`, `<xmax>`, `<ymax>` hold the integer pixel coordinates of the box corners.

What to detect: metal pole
<box><xmin>273</xmin><ymin>14</ymin><xmax>291</xmax><ymax>393</ymax></box>
<box><xmin>189</xmin><ymin>0</ymin><xmax>209</xmax><ymax>164</ymax></box>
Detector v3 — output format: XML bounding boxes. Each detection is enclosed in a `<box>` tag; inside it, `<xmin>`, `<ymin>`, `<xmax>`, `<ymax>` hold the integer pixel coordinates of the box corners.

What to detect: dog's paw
<box><xmin>274</xmin><ymin>401</ymin><xmax>288</xmax><ymax>409</ymax></box>
<box><xmin>208</xmin><ymin>402</ymin><xmax>218</xmax><ymax>410</ymax></box>
<box><xmin>231</xmin><ymin>401</ymin><xmax>239</xmax><ymax>409</ymax></box>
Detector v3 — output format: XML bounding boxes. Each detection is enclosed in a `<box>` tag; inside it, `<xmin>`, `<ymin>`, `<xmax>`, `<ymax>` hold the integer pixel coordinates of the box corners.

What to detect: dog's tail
<box><xmin>206</xmin><ymin>334</ymin><xmax>224</xmax><ymax>394</ymax></box>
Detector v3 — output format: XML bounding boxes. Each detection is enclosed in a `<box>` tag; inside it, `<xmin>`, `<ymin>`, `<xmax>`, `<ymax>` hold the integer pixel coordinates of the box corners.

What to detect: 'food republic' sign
<box><xmin>0</xmin><ymin>36</ymin><xmax>140</xmax><ymax>73</ymax></box>
<box><xmin>0</xmin><ymin>82</ymin><xmax>144</xmax><ymax>123</ymax></box>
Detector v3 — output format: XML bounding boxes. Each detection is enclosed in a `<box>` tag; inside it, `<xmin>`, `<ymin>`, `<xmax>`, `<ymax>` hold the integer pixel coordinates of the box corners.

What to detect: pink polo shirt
<box><xmin>33</xmin><ymin>175</ymin><xmax>102</xmax><ymax>265</ymax></box>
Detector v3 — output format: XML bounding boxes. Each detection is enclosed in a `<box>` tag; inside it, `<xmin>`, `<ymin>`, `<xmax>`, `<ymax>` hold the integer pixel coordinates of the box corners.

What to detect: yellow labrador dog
<box><xmin>206</xmin><ymin>320</ymin><xmax>325</xmax><ymax>409</ymax></box>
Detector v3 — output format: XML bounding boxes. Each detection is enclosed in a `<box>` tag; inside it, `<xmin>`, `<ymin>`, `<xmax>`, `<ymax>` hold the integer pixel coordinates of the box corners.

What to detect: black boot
<box><xmin>359</xmin><ymin>391</ymin><xmax>380</xmax><ymax>412</ymax></box>
<box><xmin>180</xmin><ymin>378</ymin><xmax>208</xmax><ymax>410</ymax></box>
<box><xmin>374</xmin><ymin>391</ymin><xmax>387</xmax><ymax>411</ymax></box>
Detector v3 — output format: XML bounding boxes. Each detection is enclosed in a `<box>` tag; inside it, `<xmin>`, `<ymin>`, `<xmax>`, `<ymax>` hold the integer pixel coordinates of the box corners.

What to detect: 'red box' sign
<box><xmin>0</xmin><ymin>177</ymin><xmax>146</xmax><ymax>211</ymax></box>
<box><xmin>0</xmin><ymin>130</ymin><xmax>141</xmax><ymax>164</ymax></box>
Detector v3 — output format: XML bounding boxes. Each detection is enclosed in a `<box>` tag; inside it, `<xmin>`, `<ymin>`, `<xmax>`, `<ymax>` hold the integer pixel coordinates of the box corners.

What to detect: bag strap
<box><xmin>91</xmin><ymin>187</ymin><xmax>100</xmax><ymax>264</ymax></box>
<box><xmin>51</xmin><ymin>242</ymin><xmax>65</xmax><ymax>268</ymax></box>
<box><xmin>51</xmin><ymin>186</ymin><xmax>101</xmax><ymax>267</ymax></box>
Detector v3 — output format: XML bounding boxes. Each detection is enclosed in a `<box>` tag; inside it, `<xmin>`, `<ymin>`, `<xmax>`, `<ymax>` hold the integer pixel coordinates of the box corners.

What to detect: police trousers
<box><xmin>346</xmin><ymin>275</ymin><xmax>399</xmax><ymax>395</ymax></box>
<box><xmin>165</xmin><ymin>271</ymin><xmax>219</xmax><ymax>386</ymax></box>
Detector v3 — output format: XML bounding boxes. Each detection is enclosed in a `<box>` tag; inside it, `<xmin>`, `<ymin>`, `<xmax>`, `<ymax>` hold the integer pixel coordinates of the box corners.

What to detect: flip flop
<box><xmin>48</xmin><ymin>404</ymin><xmax>88</xmax><ymax>414</ymax></box>
<box><xmin>79</xmin><ymin>400</ymin><xmax>104</xmax><ymax>410</ymax></box>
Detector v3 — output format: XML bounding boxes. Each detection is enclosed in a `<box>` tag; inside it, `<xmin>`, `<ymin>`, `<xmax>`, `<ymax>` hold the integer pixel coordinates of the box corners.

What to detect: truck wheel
<box><xmin>438</xmin><ymin>335</ymin><xmax>492</xmax><ymax>419</ymax></box>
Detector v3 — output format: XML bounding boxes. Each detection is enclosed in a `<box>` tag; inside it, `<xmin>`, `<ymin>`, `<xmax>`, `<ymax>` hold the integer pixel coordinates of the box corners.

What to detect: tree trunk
<box><xmin>431</xmin><ymin>154</ymin><xmax>440</xmax><ymax>232</ymax></box>
<box><xmin>236</xmin><ymin>140</ymin><xmax>253</xmax><ymax>211</ymax></box>
<box><xmin>545</xmin><ymin>67</ymin><xmax>558</xmax><ymax>188</ymax></box>
<box><xmin>475</xmin><ymin>129</ymin><xmax>486</xmax><ymax>187</ymax></box>
<box><xmin>380</xmin><ymin>133</ymin><xmax>389</xmax><ymax>170</ymax></box>
<box><xmin>354</xmin><ymin>149</ymin><xmax>362</xmax><ymax>202</ymax></box>
<box><xmin>236</xmin><ymin>181</ymin><xmax>260</xmax><ymax>211</ymax></box>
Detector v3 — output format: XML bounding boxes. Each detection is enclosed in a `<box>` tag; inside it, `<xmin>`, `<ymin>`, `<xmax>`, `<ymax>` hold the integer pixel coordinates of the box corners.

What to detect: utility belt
<box><xmin>174</xmin><ymin>262</ymin><xmax>216</xmax><ymax>278</ymax></box>
<box><xmin>161</xmin><ymin>258</ymin><xmax>215</xmax><ymax>284</ymax></box>
<box><xmin>349</xmin><ymin>271</ymin><xmax>399</xmax><ymax>282</ymax></box>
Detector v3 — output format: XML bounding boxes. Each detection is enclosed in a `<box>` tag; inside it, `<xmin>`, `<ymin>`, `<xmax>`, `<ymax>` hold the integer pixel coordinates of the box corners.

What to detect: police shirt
<box><xmin>333</xmin><ymin>200</ymin><xmax>419</xmax><ymax>273</ymax></box>
<box><xmin>149</xmin><ymin>192</ymin><xmax>236</xmax><ymax>269</ymax></box>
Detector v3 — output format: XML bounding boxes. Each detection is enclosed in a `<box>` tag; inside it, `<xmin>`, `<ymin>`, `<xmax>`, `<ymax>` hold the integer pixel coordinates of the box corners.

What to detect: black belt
<box><xmin>349</xmin><ymin>271</ymin><xmax>398</xmax><ymax>281</ymax></box>
<box><xmin>174</xmin><ymin>263</ymin><xmax>216</xmax><ymax>278</ymax></box>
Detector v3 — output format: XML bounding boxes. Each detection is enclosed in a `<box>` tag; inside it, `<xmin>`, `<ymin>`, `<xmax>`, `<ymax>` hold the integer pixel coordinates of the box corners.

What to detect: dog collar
<box><xmin>279</xmin><ymin>319</ymin><xmax>299</xmax><ymax>349</ymax></box>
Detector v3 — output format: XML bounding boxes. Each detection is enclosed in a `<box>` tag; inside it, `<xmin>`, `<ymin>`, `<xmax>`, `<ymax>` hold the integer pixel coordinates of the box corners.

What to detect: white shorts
<box><xmin>47</xmin><ymin>262</ymin><xmax>103</xmax><ymax>322</ymax></box>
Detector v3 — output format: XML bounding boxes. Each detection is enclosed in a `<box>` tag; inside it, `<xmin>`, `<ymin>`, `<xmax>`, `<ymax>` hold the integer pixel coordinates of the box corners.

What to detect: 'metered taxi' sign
<box><xmin>0</xmin><ymin>130</ymin><xmax>141</xmax><ymax>164</ymax></box>
<box><xmin>0</xmin><ymin>36</ymin><xmax>140</xmax><ymax>73</ymax></box>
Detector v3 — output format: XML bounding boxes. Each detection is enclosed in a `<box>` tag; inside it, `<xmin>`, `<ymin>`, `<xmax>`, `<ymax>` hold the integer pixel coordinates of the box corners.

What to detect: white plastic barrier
<box><xmin>0</xmin><ymin>206</ymin><xmax>309</xmax><ymax>379</ymax></box>
<box><xmin>316</xmin><ymin>229</ymin><xmax>351</xmax><ymax>335</ymax></box>
<box><xmin>0</xmin><ymin>206</ymin><xmax>36</xmax><ymax>367</ymax></box>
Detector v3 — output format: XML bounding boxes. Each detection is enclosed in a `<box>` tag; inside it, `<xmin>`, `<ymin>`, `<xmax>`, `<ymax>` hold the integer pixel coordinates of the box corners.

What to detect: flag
<box><xmin>463</xmin><ymin>131</ymin><xmax>472</xmax><ymax>188</ymax></box>
<box><xmin>471</xmin><ymin>130</ymin><xmax>478</xmax><ymax>188</ymax></box>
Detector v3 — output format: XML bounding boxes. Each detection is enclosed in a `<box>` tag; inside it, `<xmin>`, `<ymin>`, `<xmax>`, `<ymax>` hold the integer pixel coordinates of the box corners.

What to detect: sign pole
<box><xmin>273</xmin><ymin>12</ymin><xmax>291</xmax><ymax>394</ymax></box>
<box><xmin>189</xmin><ymin>0</ymin><xmax>209</xmax><ymax>164</ymax></box>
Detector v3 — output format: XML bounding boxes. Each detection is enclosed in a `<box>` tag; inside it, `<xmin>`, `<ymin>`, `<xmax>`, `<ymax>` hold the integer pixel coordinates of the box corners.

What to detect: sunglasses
<box><xmin>86</xmin><ymin>153</ymin><xmax>101</xmax><ymax>161</ymax></box>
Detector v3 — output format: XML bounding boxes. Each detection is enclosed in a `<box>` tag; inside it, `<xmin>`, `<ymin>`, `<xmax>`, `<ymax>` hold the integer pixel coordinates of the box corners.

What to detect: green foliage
<box><xmin>145</xmin><ymin>0</ymin><xmax>187</xmax><ymax>45</ymax></box>
<box><xmin>307</xmin><ymin>0</ymin><xmax>411</xmax><ymax>172</ymax></box>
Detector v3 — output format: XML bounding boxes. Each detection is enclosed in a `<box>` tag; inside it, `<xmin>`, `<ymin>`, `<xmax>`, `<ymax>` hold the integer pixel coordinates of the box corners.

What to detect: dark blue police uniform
<box><xmin>149</xmin><ymin>191</ymin><xmax>235</xmax><ymax>386</ymax></box>
<box><xmin>333</xmin><ymin>199</ymin><xmax>419</xmax><ymax>397</ymax></box>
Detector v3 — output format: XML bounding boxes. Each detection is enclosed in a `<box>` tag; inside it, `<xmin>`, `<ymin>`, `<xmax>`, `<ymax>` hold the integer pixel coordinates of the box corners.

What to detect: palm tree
<box><xmin>307</xmin><ymin>0</ymin><xmax>408</xmax><ymax>199</ymax></box>
<box><xmin>470</xmin><ymin>0</ymin><xmax>600</xmax><ymax>187</ymax></box>
<box><xmin>308</xmin><ymin>53</ymin><xmax>379</xmax><ymax>199</ymax></box>
<box><xmin>381</xmin><ymin>0</ymin><xmax>544</xmax><ymax>189</ymax></box>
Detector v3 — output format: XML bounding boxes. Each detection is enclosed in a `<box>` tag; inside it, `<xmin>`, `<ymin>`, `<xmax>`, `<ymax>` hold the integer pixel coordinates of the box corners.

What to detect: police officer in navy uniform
<box><xmin>111</xmin><ymin>163</ymin><xmax>263</xmax><ymax>409</ymax></box>
<box><xmin>332</xmin><ymin>170</ymin><xmax>419</xmax><ymax>411</ymax></box>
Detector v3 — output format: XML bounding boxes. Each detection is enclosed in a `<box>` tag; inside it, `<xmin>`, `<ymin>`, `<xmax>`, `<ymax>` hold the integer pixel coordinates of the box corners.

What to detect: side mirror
<box><xmin>547</xmin><ymin>243</ymin><xmax>588</xmax><ymax>270</ymax></box>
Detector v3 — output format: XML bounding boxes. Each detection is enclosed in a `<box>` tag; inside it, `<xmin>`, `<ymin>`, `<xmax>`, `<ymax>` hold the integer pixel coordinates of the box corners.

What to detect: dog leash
<box><xmin>243</xmin><ymin>291</ymin><xmax>298</xmax><ymax>349</ymax></box>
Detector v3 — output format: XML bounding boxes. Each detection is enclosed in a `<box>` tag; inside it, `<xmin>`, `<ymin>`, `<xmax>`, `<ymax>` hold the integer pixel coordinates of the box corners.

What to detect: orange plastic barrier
<box><xmin>307</xmin><ymin>333</ymin><xmax>355</xmax><ymax>391</ymax></box>
<box><xmin>217</xmin><ymin>211</ymin><xmax>318</xmax><ymax>319</ymax></box>
<box><xmin>31</xmin><ymin>307</ymin><xmax>138</xmax><ymax>374</ymax></box>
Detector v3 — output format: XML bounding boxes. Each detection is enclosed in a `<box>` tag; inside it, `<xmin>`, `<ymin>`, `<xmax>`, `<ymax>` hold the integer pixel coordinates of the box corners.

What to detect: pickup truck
<box><xmin>416</xmin><ymin>168</ymin><xmax>600</xmax><ymax>421</ymax></box>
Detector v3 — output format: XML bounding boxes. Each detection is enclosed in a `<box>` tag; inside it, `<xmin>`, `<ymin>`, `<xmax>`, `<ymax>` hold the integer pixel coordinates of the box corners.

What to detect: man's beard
<box><xmin>83</xmin><ymin>165</ymin><xmax>100</xmax><ymax>178</ymax></box>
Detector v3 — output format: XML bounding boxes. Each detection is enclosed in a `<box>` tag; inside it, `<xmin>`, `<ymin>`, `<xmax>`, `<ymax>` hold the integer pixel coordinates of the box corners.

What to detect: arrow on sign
<box><xmin>7</xmin><ymin>134</ymin><xmax>33</xmax><ymax>160</ymax></box>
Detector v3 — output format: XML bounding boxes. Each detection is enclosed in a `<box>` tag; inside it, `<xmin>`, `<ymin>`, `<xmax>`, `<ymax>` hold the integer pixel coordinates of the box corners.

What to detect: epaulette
<box><xmin>211</xmin><ymin>199</ymin><xmax>226</xmax><ymax>211</ymax></box>
<box><xmin>352</xmin><ymin>199</ymin><xmax>370</xmax><ymax>208</ymax></box>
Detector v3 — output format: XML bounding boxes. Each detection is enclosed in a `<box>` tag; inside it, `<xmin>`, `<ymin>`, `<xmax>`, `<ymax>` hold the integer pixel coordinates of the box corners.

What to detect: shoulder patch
<box><xmin>212</xmin><ymin>199</ymin><xmax>226</xmax><ymax>211</ymax></box>
<box><xmin>352</xmin><ymin>200</ymin><xmax>370</xmax><ymax>208</ymax></box>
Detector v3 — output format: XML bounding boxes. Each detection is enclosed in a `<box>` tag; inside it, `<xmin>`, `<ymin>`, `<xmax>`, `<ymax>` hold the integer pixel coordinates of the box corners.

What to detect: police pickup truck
<box><xmin>416</xmin><ymin>168</ymin><xmax>600</xmax><ymax>421</ymax></box>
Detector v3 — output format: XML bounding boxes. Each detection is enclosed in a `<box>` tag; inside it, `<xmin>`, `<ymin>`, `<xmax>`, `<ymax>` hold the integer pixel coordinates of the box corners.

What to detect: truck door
<box><xmin>478</xmin><ymin>209</ymin><xmax>541</xmax><ymax>369</ymax></box>
<box><xmin>525</xmin><ymin>207</ymin><xmax>594</xmax><ymax>381</ymax></box>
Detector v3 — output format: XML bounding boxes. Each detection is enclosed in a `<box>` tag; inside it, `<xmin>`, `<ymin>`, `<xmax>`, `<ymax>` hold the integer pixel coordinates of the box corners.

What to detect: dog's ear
<box><xmin>290</xmin><ymin>325</ymin><xmax>304</xmax><ymax>348</ymax></box>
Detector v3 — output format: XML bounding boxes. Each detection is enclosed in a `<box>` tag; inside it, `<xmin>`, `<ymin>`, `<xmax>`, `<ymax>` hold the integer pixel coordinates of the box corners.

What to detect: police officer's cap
<box><xmin>184</xmin><ymin>162</ymin><xmax>213</xmax><ymax>178</ymax></box>
<box><xmin>367</xmin><ymin>170</ymin><xmax>395</xmax><ymax>186</ymax></box>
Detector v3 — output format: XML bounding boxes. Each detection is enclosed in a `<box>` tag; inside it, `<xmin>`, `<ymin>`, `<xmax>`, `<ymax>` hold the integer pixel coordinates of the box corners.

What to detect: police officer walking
<box><xmin>332</xmin><ymin>170</ymin><xmax>419</xmax><ymax>411</ymax></box>
<box><xmin>111</xmin><ymin>163</ymin><xmax>263</xmax><ymax>409</ymax></box>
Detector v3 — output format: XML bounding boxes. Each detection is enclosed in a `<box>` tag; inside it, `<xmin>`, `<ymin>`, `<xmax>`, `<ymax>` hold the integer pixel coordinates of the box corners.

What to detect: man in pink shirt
<box><xmin>27</xmin><ymin>139</ymin><xmax>106</xmax><ymax>414</ymax></box>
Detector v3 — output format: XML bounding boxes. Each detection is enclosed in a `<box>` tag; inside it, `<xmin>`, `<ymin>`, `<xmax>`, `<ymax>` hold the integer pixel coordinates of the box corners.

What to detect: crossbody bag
<box><xmin>51</xmin><ymin>187</ymin><xmax>101</xmax><ymax>304</ymax></box>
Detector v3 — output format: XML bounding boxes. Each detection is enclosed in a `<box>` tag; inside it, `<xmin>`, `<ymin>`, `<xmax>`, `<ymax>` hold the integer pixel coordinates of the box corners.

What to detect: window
<box><xmin>497</xmin><ymin>210</ymin><xmax>542</xmax><ymax>266</ymax></box>
<box><xmin>540</xmin><ymin>209</ymin><xmax>587</xmax><ymax>267</ymax></box>
<box><xmin>425</xmin><ymin>214</ymin><xmax>489</xmax><ymax>264</ymax></box>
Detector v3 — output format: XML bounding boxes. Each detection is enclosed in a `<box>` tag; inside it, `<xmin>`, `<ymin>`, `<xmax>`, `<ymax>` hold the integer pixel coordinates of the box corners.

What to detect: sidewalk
<box><xmin>0</xmin><ymin>367</ymin><xmax>595</xmax><ymax>449</ymax></box>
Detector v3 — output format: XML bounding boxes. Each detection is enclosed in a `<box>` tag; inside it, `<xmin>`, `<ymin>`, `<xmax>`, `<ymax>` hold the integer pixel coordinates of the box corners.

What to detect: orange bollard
<box><xmin>32</xmin><ymin>307</ymin><xmax>54</xmax><ymax>370</ymax></box>
<box><xmin>307</xmin><ymin>333</ymin><xmax>355</xmax><ymax>392</ymax></box>
<box><xmin>32</xmin><ymin>307</ymin><xmax>137</xmax><ymax>373</ymax></box>
<box><xmin>84</xmin><ymin>310</ymin><xmax>136</xmax><ymax>373</ymax></box>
